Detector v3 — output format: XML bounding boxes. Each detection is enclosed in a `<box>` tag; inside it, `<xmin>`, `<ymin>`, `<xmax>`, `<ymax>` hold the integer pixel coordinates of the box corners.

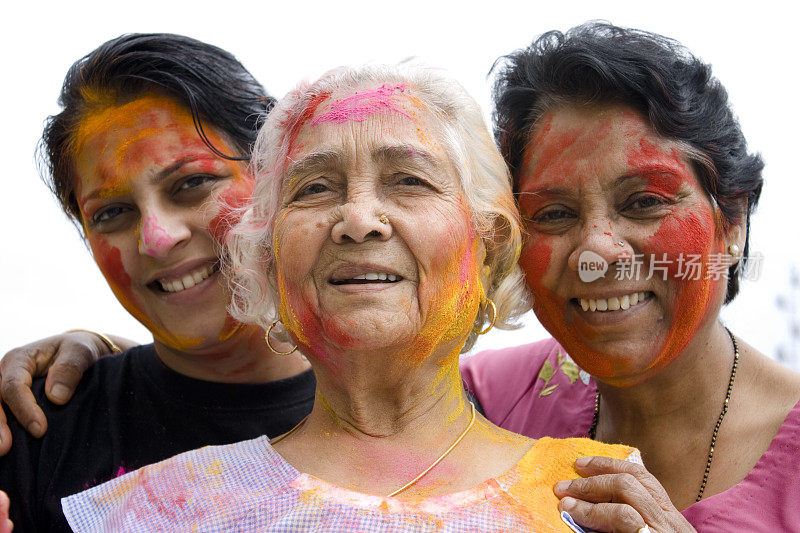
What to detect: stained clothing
<box><xmin>0</xmin><ymin>344</ymin><xmax>316</xmax><ymax>532</ymax></box>
<box><xmin>62</xmin><ymin>435</ymin><xmax>636</xmax><ymax>532</ymax></box>
<box><xmin>461</xmin><ymin>338</ymin><xmax>800</xmax><ymax>531</ymax></box>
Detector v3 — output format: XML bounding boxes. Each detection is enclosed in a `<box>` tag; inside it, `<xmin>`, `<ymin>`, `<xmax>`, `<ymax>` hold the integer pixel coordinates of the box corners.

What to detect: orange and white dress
<box><xmin>62</xmin><ymin>435</ymin><xmax>637</xmax><ymax>532</ymax></box>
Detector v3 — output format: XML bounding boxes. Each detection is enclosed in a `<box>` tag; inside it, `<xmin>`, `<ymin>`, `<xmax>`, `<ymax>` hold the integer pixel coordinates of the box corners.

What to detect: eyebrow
<box><xmin>285</xmin><ymin>150</ymin><xmax>343</xmax><ymax>179</ymax></box>
<box><xmin>285</xmin><ymin>145</ymin><xmax>439</xmax><ymax>179</ymax></box>
<box><xmin>149</xmin><ymin>154</ymin><xmax>221</xmax><ymax>186</ymax></box>
<box><xmin>371</xmin><ymin>144</ymin><xmax>439</xmax><ymax>170</ymax></box>
<box><xmin>516</xmin><ymin>186</ymin><xmax>575</xmax><ymax>199</ymax></box>
<box><xmin>79</xmin><ymin>154</ymin><xmax>221</xmax><ymax>204</ymax></box>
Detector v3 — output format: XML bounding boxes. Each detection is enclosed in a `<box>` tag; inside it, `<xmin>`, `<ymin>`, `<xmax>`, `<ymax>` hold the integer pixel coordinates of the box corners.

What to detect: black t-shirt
<box><xmin>0</xmin><ymin>344</ymin><xmax>316</xmax><ymax>532</ymax></box>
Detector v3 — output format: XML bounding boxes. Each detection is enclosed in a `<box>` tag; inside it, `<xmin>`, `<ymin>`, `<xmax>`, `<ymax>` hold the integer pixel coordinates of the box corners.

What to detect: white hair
<box><xmin>226</xmin><ymin>64</ymin><xmax>529</xmax><ymax>351</ymax></box>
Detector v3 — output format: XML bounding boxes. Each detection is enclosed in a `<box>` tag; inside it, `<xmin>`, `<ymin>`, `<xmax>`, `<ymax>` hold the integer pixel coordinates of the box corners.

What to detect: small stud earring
<box><xmin>379</xmin><ymin>214</ymin><xmax>389</xmax><ymax>224</ymax></box>
<box><xmin>728</xmin><ymin>244</ymin><xmax>741</xmax><ymax>257</ymax></box>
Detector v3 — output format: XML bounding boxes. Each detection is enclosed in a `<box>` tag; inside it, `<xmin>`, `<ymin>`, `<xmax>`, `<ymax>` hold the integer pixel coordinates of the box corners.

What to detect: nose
<box><xmin>567</xmin><ymin>220</ymin><xmax>631</xmax><ymax>272</ymax></box>
<box><xmin>138</xmin><ymin>210</ymin><xmax>191</xmax><ymax>258</ymax></box>
<box><xmin>331</xmin><ymin>201</ymin><xmax>392</xmax><ymax>244</ymax></box>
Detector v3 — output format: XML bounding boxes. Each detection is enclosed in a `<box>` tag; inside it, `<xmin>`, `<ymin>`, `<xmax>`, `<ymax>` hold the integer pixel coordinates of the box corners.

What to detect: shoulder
<box><xmin>61</xmin><ymin>436</ymin><xmax>286</xmax><ymax>531</ymax></box>
<box><xmin>461</xmin><ymin>339</ymin><xmax>596</xmax><ymax>438</ymax></box>
<box><xmin>461</xmin><ymin>337</ymin><xmax>565</xmax><ymax>399</ymax></box>
<box><xmin>462</xmin><ymin>337</ymin><xmax>563</xmax><ymax>377</ymax></box>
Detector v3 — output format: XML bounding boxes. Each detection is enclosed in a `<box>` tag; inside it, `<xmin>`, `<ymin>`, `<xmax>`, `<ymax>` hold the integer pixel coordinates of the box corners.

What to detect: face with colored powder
<box><xmin>517</xmin><ymin>104</ymin><xmax>739</xmax><ymax>386</ymax></box>
<box><xmin>272</xmin><ymin>83</ymin><xmax>485</xmax><ymax>372</ymax></box>
<box><xmin>74</xmin><ymin>95</ymin><xmax>254</xmax><ymax>351</ymax></box>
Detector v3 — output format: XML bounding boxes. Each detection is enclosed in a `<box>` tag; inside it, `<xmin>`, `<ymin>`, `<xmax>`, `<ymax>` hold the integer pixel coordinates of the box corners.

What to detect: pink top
<box><xmin>462</xmin><ymin>339</ymin><xmax>800</xmax><ymax>531</ymax></box>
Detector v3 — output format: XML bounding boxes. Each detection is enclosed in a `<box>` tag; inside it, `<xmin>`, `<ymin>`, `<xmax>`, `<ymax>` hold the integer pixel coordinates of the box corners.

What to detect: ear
<box><xmin>723</xmin><ymin>198</ymin><xmax>748</xmax><ymax>261</ymax></box>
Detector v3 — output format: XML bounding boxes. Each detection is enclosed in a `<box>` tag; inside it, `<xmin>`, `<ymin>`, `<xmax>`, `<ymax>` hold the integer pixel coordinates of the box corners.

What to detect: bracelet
<box><xmin>64</xmin><ymin>329</ymin><xmax>123</xmax><ymax>354</ymax></box>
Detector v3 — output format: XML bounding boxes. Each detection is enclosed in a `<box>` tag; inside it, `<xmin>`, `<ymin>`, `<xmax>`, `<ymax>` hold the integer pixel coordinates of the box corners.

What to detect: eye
<box><xmin>294</xmin><ymin>181</ymin><xmax>331</xmax><ymax>199</ymax></box>
<box><xmin>525</xmin><ymin>205</ymin><xmax>577</xmax><ymax>233</ymax></box>
<box><xmin>532</xmin><ymin>207</ymin><xmax>576</xmax><ymax>223</ymax></box>
<box><xmin>92</xmin><ymin>205</ymin><xmax>131</xmax><ymax>225</ymax></box>
<box><xmin>398</xmin><ymin>175</ymin><xmax>433</xmax><ymax>188</ymax></box>
<box><xmin>175</xmin><ymin>174</ymin><xmax>218</xmax><ymax>194</ymax></box>
<box><xmin>624</xmin><ymin>193</ymin><xmax>673</xmax><ymax>214</ymax></box>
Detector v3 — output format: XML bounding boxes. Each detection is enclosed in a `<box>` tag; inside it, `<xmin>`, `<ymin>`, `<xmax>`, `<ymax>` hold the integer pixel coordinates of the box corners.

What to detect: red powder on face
<box><xmin>642</xmin><ymin>207</ymin><xmax>720</xmax><ymax>369</ymax></box>
<box><xmin>309</xmin><ymin>84</ymin><xmax>411</xmax><ymax>125</ymax></box>
<box><xmin>517</xmin><ymin>107</ymin><xmax>726</xmax><ymax>381</ymax></box>
<box><xmin>208</xmin><ymin>175</ymin><xmax>254</xmax><ymax>244</ymax></box>
<box><xmin>92</xmin><ymin>236</ymin><xmax>134</xmax><ymax>298</ymax></box>
<box><xmin>284</xmin><ymin>91</ymin><xmax>331</xmax><ymax>162</ymax></box>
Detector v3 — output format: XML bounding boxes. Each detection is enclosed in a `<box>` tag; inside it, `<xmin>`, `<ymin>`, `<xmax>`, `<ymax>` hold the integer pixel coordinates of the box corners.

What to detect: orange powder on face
<box><xmin>75</xmin><ymin>96</ymin><xmax>190</xmax><ymax>194</ymax></box>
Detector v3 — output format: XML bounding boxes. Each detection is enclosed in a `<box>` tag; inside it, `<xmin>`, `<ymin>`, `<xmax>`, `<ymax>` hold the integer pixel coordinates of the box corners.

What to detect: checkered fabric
<box><xmin>62</xmin><ymin>436</ymin><xmax>634</xmax><ymax>532</ymax></box>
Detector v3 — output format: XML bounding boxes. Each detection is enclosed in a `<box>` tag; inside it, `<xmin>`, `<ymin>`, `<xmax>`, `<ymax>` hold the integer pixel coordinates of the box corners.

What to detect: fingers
<box><xmin>573</xmin><ymin>456</ymin><xmax>674</xmax><ymax>508</ymax></box>
<box><xmin>0</xmin><ymin>490</ymin><xmax>13</xmax><ymax>533</ymax></box>
<box><xmin>0</xmin><ymin>347</ymin><xmax>48</xmax><ymax>438</ymax></box>
<box><xmin>0</xmin><ymin>403</ymin><xmax>11</xmax><ymax>456</ymax></box>
<box><xmin>555</xmin><ymin>456</ymin><xmax>697</xmax><ymax>533</ymax></box>
<box><xmin>0</xmin><ymin>359</ymin><xmax>47</xmax><ymax>438</ymax></box>
<box><xmin>561</xmin><ymin>496</ymin><xmax>646</xmax><ymax>533</ymax></box>
<box><xmin>44</xmin><ymin>348</ymin><xmax>98</xmax><ymax>405</ymax></box>
<box><xmin>555</xmin><ymin>472</ymin><xmax>663</xmax><ymax>520</ymax></box>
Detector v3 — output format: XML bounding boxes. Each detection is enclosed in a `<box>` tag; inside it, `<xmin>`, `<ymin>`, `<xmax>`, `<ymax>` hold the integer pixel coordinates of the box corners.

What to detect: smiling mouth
<box><xmin>573</xmin><ymin>291</ymin><xmax>652</xmax><ymax>312</ymax></box>
<box><xmin>329</xmin><ymin>272</ymin><xmax>403</xmax><ymax>285</ymax></box>
<box><xmin>148</xmin><ymin>263</ymin><xmax>219</xmax><ymax>294</ymax></box>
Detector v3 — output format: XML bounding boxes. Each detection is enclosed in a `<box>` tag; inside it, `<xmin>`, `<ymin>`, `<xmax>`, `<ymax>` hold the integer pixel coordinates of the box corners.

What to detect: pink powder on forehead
<box><xmin>309</xmin><ymin>84</ymin><xmax>412</xmax><ymax>125</ymax></box>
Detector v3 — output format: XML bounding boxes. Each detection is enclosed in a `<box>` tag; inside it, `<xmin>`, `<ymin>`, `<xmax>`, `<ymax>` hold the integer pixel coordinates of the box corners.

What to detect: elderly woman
<box><xmin>0</xmin><ymin>34</ymin><xmax>314</xmax><ymax>531</ymax></box>
<box><xmin>59</xmin><ymin>65</ymin><xmax>636</xmax><ymax>532</ymax></box>
<box><xmin>462</xmin><ymin>23</ymin><xmax>800</xmax><ymax>531</ymax></box>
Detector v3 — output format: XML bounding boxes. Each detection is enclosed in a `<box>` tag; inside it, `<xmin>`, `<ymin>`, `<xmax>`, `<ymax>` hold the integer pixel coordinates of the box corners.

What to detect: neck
<box><xmin>153</xmin><ymin>325</ymin><xmax>310</xmax><ymax>384</ymax></box>
<box><xmin>595</xmin><ymin>319</ymin><xmax>735</xmax><ymax>443</ymax></box>
<box><xmin>315</xmin><ymin>359</ymin><xmax>466</xmax><ymax>437</ymax></box>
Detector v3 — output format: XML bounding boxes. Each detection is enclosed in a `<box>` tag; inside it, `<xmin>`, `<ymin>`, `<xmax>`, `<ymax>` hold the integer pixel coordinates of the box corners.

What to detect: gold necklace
<box><xmin>269</xmin><ymin>402</ymin><xmax>477</xmax><ymax>498</ymax></box>
<box><xmin>387</xmin><ymin>402</ymin><xmax>476</xmax><ymax>497</ymax></box>
<box><xmin>588</xmin><ymin>328</ymin><xmax>739</xmax><ymax>502</ymax></box>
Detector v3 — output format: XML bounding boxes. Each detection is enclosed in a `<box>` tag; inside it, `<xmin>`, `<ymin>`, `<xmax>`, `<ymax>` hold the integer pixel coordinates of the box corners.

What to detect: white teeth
<box><xmin>580</xmin><ymin>291</ymin><xmax>649</xmax><ymax>313</ymax></box>
<box><xmin>344</xmin><ymin>272</ymin><xmax>399</xmax><ymax>282</ymax></box>
<box><xmin>158</xmin><ymin>264</ymin><xmax>215</xmax><ymax>293</ymax></box>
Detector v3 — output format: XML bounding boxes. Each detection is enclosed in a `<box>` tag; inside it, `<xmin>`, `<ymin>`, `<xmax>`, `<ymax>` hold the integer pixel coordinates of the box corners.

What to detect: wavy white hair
<box><xmin>226</xmin><ymin>64</ymin><xmax>529</xmax><ymax>351</ymax></box>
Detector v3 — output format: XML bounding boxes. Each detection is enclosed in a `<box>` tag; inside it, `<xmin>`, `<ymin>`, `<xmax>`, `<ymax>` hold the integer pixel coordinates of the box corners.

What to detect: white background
<box><xmin>1</xmin><ymin>1</ymin><xmax>797</xmax><ymax>367</ymax></box>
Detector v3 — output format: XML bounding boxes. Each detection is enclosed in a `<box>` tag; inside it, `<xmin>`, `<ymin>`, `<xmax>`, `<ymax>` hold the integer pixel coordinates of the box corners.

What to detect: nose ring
<box><xmin>379</xmin><ymin>214</ymin><xmax>389</xmax><ymax>224</ymax></box>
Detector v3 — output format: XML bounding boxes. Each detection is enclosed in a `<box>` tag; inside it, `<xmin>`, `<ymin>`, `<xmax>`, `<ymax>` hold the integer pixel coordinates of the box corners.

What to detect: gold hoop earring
<box><xmin>265</xmin><ymin>320</ymin><xmax>298</xmax><ymax>355</ymax></box>
<box><xmin>473</xmin><ymin>299</ymin><xmax>497</xmax><ymax>335</ymax></box>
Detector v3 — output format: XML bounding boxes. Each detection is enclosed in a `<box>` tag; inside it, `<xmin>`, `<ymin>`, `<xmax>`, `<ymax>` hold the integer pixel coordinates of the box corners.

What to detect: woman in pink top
<box><xmin>462</xmin><ymin>22</ymin><xmax>800</xmax><ymax>531</ymax></box>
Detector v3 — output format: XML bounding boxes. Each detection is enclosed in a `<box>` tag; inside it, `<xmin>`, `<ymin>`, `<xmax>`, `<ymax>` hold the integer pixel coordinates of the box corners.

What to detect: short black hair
<box><xmin>40</xmin><ymin>33</ymin><xmax>275</xmax><ymax>234</ymax></box>
<box><xmin>492</xmin><ymin>22</ymin><xmax>764</xmax><ymax>302</ymax></box>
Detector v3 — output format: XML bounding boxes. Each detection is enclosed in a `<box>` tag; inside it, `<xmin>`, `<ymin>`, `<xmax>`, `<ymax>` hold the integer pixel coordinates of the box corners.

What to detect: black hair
<box><xmin>39</xmin><ymin>33</ymin><xmax>275</xmax><ymax>234</ymax></box>
<box><xmin>492</xmin><ymin>22</ymin><xmax>764</xmax><ymax>302</ymax></box>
